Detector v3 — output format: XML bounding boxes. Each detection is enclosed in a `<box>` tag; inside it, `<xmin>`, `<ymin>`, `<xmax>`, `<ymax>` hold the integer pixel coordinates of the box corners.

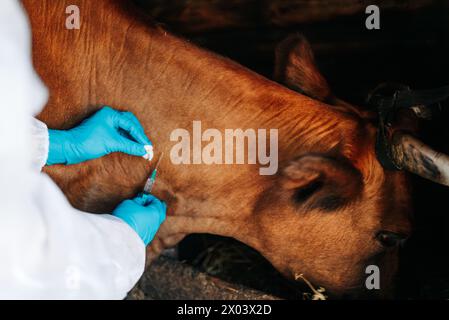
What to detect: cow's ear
<box><xmin>281</xmin><ymin>155</ymin><xmax>362</xmax><ymax>211</ymax></box>
<box><xmin>275</xmin><ymin>34</ymin><xmax>333</xmax><ymax>103</ymax></box>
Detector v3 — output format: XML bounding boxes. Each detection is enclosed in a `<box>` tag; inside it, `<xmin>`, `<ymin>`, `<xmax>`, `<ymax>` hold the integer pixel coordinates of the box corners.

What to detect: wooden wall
<box><xmin>135</xmin><ymin>0</ymin><xmax>449</xmax><ymax>104</ymax></box>
<box><xmin>136</xmin><ymin>0</ymin><xmax>438</xmax><ymax>32</ymax></box>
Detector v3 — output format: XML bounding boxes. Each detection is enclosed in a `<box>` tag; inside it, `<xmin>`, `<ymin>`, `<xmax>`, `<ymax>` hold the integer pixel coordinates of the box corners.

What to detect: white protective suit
<box><xmin>0</xmin><ymin>1</ymin><xmax>145</xmax><ymax>299</ymax></box>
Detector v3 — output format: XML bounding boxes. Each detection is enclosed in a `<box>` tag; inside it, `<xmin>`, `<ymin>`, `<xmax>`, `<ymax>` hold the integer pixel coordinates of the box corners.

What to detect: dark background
<box><xmin>135</xmin><ymin>0</ymin><xmax>449</xmax><ymax>299</ymax></box>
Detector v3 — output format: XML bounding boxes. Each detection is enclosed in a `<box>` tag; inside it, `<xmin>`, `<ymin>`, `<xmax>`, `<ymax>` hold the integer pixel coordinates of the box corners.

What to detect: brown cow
<box><xmin>23</xmin><ymin>0</ymin><xmax>415</xmax><ymax>297</ymax></box>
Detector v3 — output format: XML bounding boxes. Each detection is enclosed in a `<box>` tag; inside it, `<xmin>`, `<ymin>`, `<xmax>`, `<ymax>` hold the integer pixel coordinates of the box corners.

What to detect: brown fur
<box><xmin>23</xmin><ymin>0</ymin><xmax>412</xmax><ymax>296</ymax></box>
<box><xmin>275</xmin><ymin>34</ymin><xmax>333</xmax><ymax>103</ymax></box>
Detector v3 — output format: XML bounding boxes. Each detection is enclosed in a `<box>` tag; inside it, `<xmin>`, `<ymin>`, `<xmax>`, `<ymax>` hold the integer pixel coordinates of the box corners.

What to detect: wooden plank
<box><xmin>135</xmin><ymin>0</ymin><xmax>438</xmax><ymax>33</ymax></box>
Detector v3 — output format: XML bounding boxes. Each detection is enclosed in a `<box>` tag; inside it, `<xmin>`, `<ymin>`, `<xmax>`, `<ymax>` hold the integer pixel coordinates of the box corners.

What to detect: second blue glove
<box><xmin>113</xmin><ymin>193</ymin><xmax>167</xmax><ymax>246</ymax></box>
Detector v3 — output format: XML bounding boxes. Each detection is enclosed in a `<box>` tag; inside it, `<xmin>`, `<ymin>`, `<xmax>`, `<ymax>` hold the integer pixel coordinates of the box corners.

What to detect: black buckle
<box><xmin>367</xmin><ymin>83</ymin><xmax>411</xmax><ymax>170</ymax></box>
<box><xmin>367</xmin><ymin>83</ymin><xmax>449</xmax><ymax>171</ymax></box>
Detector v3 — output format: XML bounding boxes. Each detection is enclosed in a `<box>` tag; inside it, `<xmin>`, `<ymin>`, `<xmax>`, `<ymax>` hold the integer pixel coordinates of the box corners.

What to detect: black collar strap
<box><xmin>367</xmin><ymin>84</ymin><xmax>449</xmax><ymax>170</ymax></box>
<box><xmin>369</xmin><ymin>84</ymin><xmax>449</xmax><ymax>110</ymax></box>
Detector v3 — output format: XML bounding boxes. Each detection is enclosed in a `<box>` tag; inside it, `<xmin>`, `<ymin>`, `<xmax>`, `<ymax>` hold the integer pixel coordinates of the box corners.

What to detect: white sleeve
<box><xmin>30</xmin><ymin>118</ymin><xmax>49</xmax><ymax>171</ymax></box>
<box><xmin>0</xmin><ymin>0</ymin><xmax>146</xmax><ymax>299</ymax></box>
<box><xmin>1</xmin><ymin>173</ymin><xmax>146</xmax><ymax>300</ymax></box>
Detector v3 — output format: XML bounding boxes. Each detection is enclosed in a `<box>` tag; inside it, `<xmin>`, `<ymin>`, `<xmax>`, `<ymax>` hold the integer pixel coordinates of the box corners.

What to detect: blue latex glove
<box><xmin>47</xmin><ymin>106</ymin><xmax>152</xmax><ymax>165</ymax></box>
<box><xmin>113</xmin><ymin>194</ymin><xmax>167</xmax><ymax>246</ymax></box>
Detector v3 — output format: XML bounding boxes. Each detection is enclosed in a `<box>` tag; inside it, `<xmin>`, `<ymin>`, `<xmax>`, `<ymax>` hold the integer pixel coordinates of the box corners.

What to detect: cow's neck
<box><xmin>126</xmin><ymin>27</ymin><xmax>360</xmax><ymax>247</ymax></box>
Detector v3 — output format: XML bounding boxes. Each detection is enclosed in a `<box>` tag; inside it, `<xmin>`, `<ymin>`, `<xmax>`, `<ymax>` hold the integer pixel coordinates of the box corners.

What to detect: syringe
<box><xmin>142</xmin><ymin>152</ymin><xmax>164</xmax><ymax>195</ymax></box>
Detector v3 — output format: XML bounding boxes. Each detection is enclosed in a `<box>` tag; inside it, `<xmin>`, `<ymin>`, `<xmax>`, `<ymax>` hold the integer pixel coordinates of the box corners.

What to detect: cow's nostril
<box><xmin>376</xmin><ymin>231</ymin><xmax>408</xmax><ymax>248</ymax></box>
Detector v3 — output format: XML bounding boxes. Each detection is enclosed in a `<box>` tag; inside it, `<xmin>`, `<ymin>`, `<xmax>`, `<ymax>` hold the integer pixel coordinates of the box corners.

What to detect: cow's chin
<box><xmin>269</xmin><ymin>251</ymin><xmax>399</xmax><ymax>299</ymax></box>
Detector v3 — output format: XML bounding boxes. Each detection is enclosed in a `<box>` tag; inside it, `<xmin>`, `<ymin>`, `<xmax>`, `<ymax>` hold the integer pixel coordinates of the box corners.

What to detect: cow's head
<box><xmin>250</xmin><ymin>35</ymin><xmax>415</xmax><ymax>297</ymax></box>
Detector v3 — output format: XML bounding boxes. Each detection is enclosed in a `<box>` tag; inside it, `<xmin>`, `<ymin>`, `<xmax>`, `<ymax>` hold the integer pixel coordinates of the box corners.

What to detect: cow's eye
<box><xmin>376</xmin><ymin>231</ymin><xmax>408</xmax><ymax>248</ymax></box>
<box><xmin>293</xmin><ymin>180</ymin><xmax>323</xmax><ymax>203</ymax></box>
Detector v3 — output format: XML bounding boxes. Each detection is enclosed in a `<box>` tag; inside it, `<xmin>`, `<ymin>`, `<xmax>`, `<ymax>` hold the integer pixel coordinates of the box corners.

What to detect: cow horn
<box><xmin>391</xmin><ymin>132</ymin><xmax>449</xmax><ymax>186</ymax></box>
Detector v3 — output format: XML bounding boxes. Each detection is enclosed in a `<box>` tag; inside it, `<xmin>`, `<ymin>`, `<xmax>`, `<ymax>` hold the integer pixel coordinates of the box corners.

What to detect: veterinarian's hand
<box><xmin>46</xmin><ymin>106</ymin><xmax>153</xmax><ymax>165</ymax></box>
<box><xmin>113</xmin><ymin>193</ymin><xmax>167</xmax><ymax>246</ymax></box>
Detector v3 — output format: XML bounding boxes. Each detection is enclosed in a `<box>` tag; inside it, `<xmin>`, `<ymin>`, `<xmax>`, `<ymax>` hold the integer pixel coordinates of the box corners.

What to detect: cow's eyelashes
<box><xmin>293</xmin><ymin>180</ymin><xmax>323</xmax><ymax>203</ymax></box>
